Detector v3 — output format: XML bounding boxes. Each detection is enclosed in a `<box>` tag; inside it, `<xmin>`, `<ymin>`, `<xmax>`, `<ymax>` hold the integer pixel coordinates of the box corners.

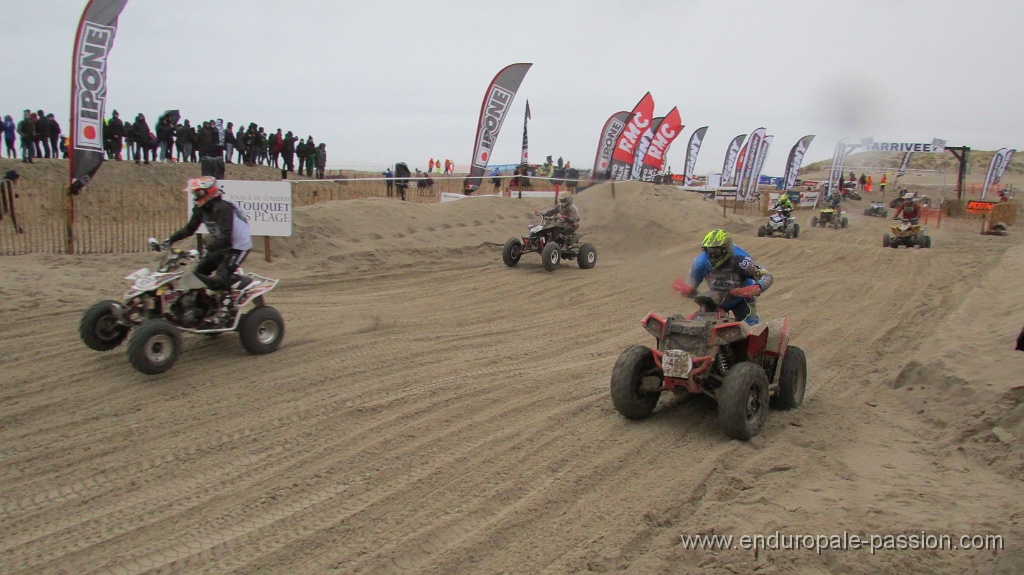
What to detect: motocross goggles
<box><xmin>703</xmin><ymin>246</ymin><xmax>728</xmax><ymax>263</ymax></box>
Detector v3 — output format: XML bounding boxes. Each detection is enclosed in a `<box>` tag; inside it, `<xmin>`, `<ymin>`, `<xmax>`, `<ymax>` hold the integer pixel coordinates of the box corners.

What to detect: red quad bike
<box><xmin>502</xmin><ymin>211</ymin><xmax>596</xmax><ymax>272</ymax></box>
<box><xmin>79</xmin><ymin>238</ymin><xmax>285</xmax><ymax>375</ymax></box>
<box><xmin>610</xmin><ymin>293</ymin><xmax>806</xmax><ymax>440</ymax></box>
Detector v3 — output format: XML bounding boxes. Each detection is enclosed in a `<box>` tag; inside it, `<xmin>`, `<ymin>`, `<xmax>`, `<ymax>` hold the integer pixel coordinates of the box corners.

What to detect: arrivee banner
<box><xmin>189</xmin><ymin>181</ymin><xmax>293</xmax><ymax>237</ymax></box>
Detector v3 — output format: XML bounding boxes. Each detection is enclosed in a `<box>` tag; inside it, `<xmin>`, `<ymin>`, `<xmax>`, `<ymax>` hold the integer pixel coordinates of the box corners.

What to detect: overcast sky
<box><xmin>3</xmin><ymin>0</ymin><xmax>1022</xmax><ymax>177</ymax></box>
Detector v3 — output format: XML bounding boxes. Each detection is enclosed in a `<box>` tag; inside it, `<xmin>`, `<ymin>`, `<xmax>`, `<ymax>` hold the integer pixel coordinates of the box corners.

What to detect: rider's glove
<box><xmin>729</xmin><ymin>284</ymin><xmax>762</xmax><ymax>299</ymax></box>
<box><xmin>160</xmin><ymin>238</ymin><xmax>173</xmax><ymax>251</ymax></box>
<box><xmin>672</xmin><ymin>278</ymin><xmax>695</xmax><ymax>298</ymax></box>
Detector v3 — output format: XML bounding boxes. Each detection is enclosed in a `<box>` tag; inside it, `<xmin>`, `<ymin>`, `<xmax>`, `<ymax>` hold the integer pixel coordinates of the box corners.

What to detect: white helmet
<box><xmin>559</xmin><ymin>193</ymin><xmax>573</xmax><ymax>208</ymax></box>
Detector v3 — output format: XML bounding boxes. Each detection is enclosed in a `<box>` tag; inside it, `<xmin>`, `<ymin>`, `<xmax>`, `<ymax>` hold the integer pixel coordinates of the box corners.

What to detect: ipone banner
<box><xmin>592</xmin><ymin>111</ymin><xmax>629</xmax><ymax>179</ymax></box>
<box><xmin>69</xmin><ymin>0</ymin><xmax>129</xmax><ymax>193</ymax></box>
<box><xmin>188</xmin><ymin>180</ymin><xmax>293</xmax><ymax>237</ymax></box>
<box><xmin>467</xmin><ymin>62</ymin><xmax>532</xmax><ymax>191</ymax></box>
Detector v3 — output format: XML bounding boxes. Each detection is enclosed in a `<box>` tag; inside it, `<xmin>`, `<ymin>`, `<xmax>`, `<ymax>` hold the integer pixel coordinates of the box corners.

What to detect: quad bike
<box><xmin>757</xmin><ymin>211</ymin><xmax>799</xmax><ymax>239</ymax></box>
<box><xmin>810</xmin><ymin>207</ymin><xmax>848</xmax><ymax>229</ymax></box>
<box><xmin>610</xmin><ymin>292</ymin><xmax>806</xmax><ymax>440</ymax></box>
<box><xmin>502</xmin><ymin>211</ymin><xmax>596</xmax><ymax>272</ymax></box>
<box><xmin>883</xmin><ymin>219</ymin><xmax>931</xmax><ymax>249</ymax></box>
<box><xmin>863</xmin><ymin>201</ymin><xmax>889</xmax><ymax>218</ymax></box>
<box><xmin>79</xmin><ymin>238</ymin><xmax>285</xmax><ymax>375</ymax></box>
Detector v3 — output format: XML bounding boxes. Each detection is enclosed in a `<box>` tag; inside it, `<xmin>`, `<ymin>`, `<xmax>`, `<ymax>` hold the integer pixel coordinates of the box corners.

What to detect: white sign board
<box><xmin>440</xmin><ymin>192</ymin><xmax>502</xmax><ymax>203</ymax></box>
<box><xmin>187</xmin><ymin>180</ymin><xmax>293</xmax><ymax>237</ymax></box>
<box><xmin>768</xmin><ymin>191</ymin><xmax>821</xmax><ymax>208</ymax></box>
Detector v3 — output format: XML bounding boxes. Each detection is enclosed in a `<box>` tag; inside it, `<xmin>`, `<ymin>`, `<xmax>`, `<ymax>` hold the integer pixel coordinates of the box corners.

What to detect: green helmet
<box><xmin>701</xmin><ymin>229</ymin><xmax>733</xmax><ymax>268</ymax></box>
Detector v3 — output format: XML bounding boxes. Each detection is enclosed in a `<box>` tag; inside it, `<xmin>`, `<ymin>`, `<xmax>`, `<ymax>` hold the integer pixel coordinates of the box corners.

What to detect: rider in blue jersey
<box><xmin>673</xmin><ymin>229</ymin><xmax>773</xmax><ymax>326</ymax></box>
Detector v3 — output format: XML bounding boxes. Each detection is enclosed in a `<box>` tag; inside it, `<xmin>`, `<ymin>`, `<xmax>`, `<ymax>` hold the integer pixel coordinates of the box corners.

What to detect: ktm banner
<box><xmin>592</xmin><ymin>111</ymin><xmax>629</xmax><ymax>180</ymax></box>
<box><xmin>609</xmin><ymin>92</ymin><xmax>655</xmax><ymax>181</ymax></box>
<box><xmin>69</xmin><ymin>0</ymin><xmax>129</xmax><ymax>194</ymax></box>
<box><xmin>782</xmin><ymin>135</ymin><xmax>814</xmax><ymax>191</ymax></box>
<box><xmin>682</xmin><ymin>126</ymin><xmax>708</xmax><ymax>185</ymax></box>
<box><xmin>467</xmin><ymin>62</ymin><xmax>532</xmax><ymax>191</ymax></box>
<box><xmin>638</xmin><ymin>108</ymin><xmax>683</xmax><ymax>182</ymax></box>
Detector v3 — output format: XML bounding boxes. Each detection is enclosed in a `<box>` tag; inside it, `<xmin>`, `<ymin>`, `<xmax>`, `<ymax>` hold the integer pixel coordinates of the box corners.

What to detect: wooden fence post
<box><xmin>264</xmin><ymin>236</ymin><xmax>272</xmax><ymax>262</ymax></box>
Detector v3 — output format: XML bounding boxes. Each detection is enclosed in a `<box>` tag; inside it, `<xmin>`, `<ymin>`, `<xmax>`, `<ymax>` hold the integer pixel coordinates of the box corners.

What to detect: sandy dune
<box><xmin>1</xmin><ymin>182</ymin><xmax>1022</xmax><ymax>574</ymax></box>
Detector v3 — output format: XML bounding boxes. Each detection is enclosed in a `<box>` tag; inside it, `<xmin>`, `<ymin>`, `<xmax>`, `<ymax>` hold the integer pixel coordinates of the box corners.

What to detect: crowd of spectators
<box><xmin>3</xmin><ymin>108</ymin><xmax>329</xmax><ymax>179</ymax></box>
<box><xmin>4</xmin><ymin>109</ymin><xmax>66</xmax><ymax>163</ymax></box>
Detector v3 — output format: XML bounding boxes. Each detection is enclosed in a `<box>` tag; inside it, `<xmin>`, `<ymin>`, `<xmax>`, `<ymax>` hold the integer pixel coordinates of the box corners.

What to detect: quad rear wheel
<box><xmin>80</xmin><ymin>300</ymin><xmax>130</xmax><ymax>351</ymax></box>
<box><xmin>772</xmin><ymin>346</ymin><xmax>806</xmax><ymax>410</ymax></box>
<box><xmin>238</xmin><ymin>306</ymin><xmax>285</xmax><ymax>355</ymax></box>
<box><xmin>577</xmin><ymin>243</ymin><xmax>597</xmax><ymax>269</ymax></box>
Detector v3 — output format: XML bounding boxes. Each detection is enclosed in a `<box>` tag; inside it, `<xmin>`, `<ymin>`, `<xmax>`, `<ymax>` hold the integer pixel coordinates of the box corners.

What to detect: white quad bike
<box><xmin>758</xmin><ymin>210</ymin><xmax>799</xmax><ymax>239</ymax></box>
<box><xmin>79</xmin><ymin>238</ymin><xmax>285</xmax><ymax>375</ymax></box>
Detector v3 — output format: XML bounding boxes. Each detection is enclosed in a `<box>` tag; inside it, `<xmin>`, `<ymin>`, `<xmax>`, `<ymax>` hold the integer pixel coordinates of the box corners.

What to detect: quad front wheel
<box><xmin>502</xmin><ymin>238</ymin><xmax>523</xmax><ymax>267</ymax></box>
<box><xmin>882</xmin><ymin>233</ymin><xmax>891</xmax><ymax>248</ymax></box>
<box><xmin>840</xmin><ymin>216</ymin><xmax>849</xmax><ymax>228</ymax></box>
<box><xmin>80</xmin><ymin>300</ymin><xmax>130</xmax><ymax>351</ymax></box>
<box><xmin>238</xmin><ymin>306</ymin><xmax>285</xmax><ymax>355</ymax></box>
<box><xmin>792</xmin><ymin>223</ymin><xmax>800</xmax><ymax>238</ymax></box>
<box><xmin>810</xmin><ymin>216</ymin><xmax>818</xmax><ymax>227</ymax></box>
<box><xmin>541</xmin><ymin>242</ymin><xmax>561</xmax><ymax>272</ymax></box>
<box><xmin>127</xmin><ymin>319</ymin><xmax>182</xmax><ymax>375</ymax></box>
<box><xmin>577</xmin><ymin>243</ymin><xmax>597</xmax><ymax>269</ymax></box>
<box><xmin>717</xmin><ymin>362</ymin><xmax>769</xmax><ymax>440</ymax></box>
<box><xmin>757</xmin><ymin>225</ymin><xmax>766</xmax><ymax>237</ymax></box>
<box><xmin>610</xmin><ymin>345</ymin><xmax>661</xmax><ymax>419</ymax></box>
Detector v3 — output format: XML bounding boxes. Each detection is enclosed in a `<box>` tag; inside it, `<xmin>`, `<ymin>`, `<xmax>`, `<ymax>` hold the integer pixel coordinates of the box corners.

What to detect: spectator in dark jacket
<box><xmin>34</xmin><ymin>110</ymin><xmax>50</xmax><ymax>158</ymax></box>
<box><xmin>281</xmin><ymin>131</ymin><xmax>296</xmax><ymax>173</ymax></box>
<box><xmin>223</xmin><ymin>122</ymin><xmax>236</xmax><ymax>163</ymax></box>
<box><xmin>2</xmin><ymin>115</ymin><xmax>16</xmax><ymax>159</ymax></box>
<box><xmin>46</xmin><ymin>114</ymin><xmax>61</xmax><ymax>159</ymax></box>
<box><xmin>133</xmin><ymin>113</ymin><xmax>151</xmax><ymax>164</ymax></box>
<box><xmin>156</xmin><ymin>115</ymin><xmax>175</xmax><ymax>162</ymax></box>
<box><xmin>17</xmin><ymin>110</ymin><xmax>35</xmax><ymax>163</ymax></box>
<box><xmin>107</xmin><ymin>110</ymin><xmax>125</xmax><ymax>160</ymax></box>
